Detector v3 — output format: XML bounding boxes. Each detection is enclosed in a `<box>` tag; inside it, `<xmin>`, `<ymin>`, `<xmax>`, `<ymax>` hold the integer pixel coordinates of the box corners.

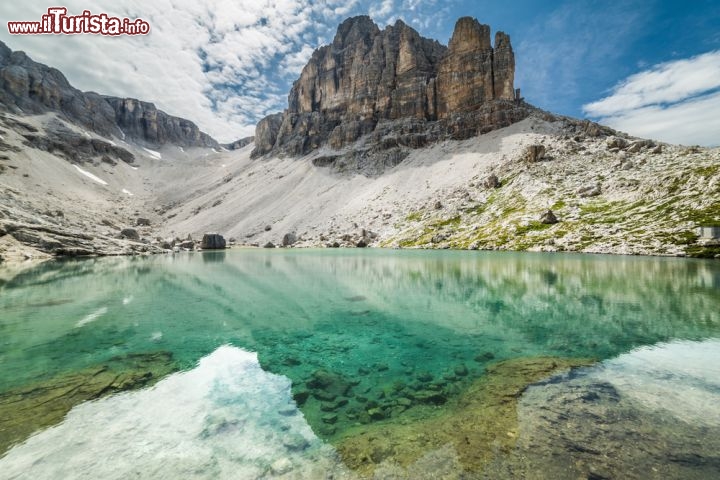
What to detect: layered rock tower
<box><xmin>253</xmin><ymin>16</ymin><xmax>528</xmax><ymax>167</ymax></box>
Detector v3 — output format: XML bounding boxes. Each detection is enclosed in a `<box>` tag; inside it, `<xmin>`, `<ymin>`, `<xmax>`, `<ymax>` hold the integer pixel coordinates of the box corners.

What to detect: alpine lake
<box><xmin>1</xmin><ymin>249</ymin><xmax>719</xmax><ymax>479</ymax></box>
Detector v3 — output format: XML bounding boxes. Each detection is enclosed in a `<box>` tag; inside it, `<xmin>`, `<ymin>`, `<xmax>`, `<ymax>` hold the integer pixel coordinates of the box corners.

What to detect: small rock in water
<box><xmin>278</xmin><ymin>406</ymin><xmax>298</xmax><ymax>416</ymax></box>
<box><xmin>397</xmin><ymin>397</ymin><xmax>413</xmax><ymax>407</ymax></box>
<box><xmin>314</xmin><ymin>390</ymin><xmax>337</xmax><ymax>402</ymax></box>
<box><xmin>367</xmin><ymin>408</ymin><xmax>386</xmax><ymax>420</ymax></box>
<box><xmin>322</xmin><ymin>413</ymin><xmax>338</xmax><ymax>424</ymax></box>
<box><xmin>270</xmin><ymin>457</ymin><xmax>293</xmax><ymax>475</ymax></box>
<box><xmin>474</xmin><ymin>351</ymin><xmax>495</xmax><ymax>362</ymax></box>
<box><xmin>345</xmin><ymin>295</ymin><xmax>367</xmax><ymax>302</ymax></box>
<box><xmin>417</xmin><ymin>372</ymin><xmax>433</xmax><ymax>382</ymax></box>
<box><xmin>413</xmin><ymin>390</ymin><xmax>448</xmax><ymax>405</ymax></box>
<box><xmin>375</xmin><ymin>363</ymin><xmax>389</xmax><ymax>371</ymax></box>
<box><xmin>318</xmin><ymin>424</ymin><xmax>337</xmax><ymax>436</ymax></box>
<box><xmin>292</xmin><ymin>389</ymin><xmax>309</xmax><ymax>405</ymax></box>
<box><xmin>282</xmin><ymin>356</ymin><xmax>301</xmax><ymax>366</ymax></box>
<box><xmin>283</xmin><ymin>433</ymin><xmax>310</xmax><ymax>452</ymax></box>
<box><xmin>454</xmin><ymin>364</ymin><xmax>469</xmax><ymax>376</ymax></box>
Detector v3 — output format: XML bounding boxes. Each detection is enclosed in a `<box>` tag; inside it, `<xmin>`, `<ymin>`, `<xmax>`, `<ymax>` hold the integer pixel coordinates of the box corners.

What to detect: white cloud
<box><xmin>0</xmin><ymin>1</ymin><xmax>450</xmax><ymax>143</ymax></box>
<box><xmin>369</xmin><ymin>0</ymin><xmax>396</xmax><ymax>23</ymax></box>
<box><xmin>516</xmin><ymin>1</ymin><xmax>646</xmax><ymax>114</ymax></box>
<box><xmin>583</xmin><ymin>51</ymin><xmax>720</xmax><ymax>146</ymax></box>
<box><xmin>0</xmin><ymin>1</ymin><xmax>362</xmax><ymax>142</ymax></box>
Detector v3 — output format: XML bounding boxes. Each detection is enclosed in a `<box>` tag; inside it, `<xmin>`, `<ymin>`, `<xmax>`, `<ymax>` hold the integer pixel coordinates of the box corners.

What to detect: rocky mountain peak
<box><xmin>252</xmin><ymin>16</ymin><xmax>529</xmax><ymax>173</ymax></box>
<box><xmin>332</xmin><ymin>15</ymin><xmax>380</xmax><ymax>49</ymax></box>
<box><xmin>448</xmin><ymin>17</ymin><xmax>492</xmax><ymax>53</ymax></box>
<box><xmin>0</xmin><ymin>41</ymin><xmax>218</xmax><ymax>148</ymax></box>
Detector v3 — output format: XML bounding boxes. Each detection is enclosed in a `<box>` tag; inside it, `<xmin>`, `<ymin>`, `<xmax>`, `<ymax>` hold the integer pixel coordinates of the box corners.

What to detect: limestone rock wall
<box><xmin>252</xmin><ymin>16</ymin><xmax>524</xmax><ymax>161</ymax></box>
<box><xmin>0</xmin><ymin>41</ymin><xmax>218</xmax><ymax>148</ymax></box>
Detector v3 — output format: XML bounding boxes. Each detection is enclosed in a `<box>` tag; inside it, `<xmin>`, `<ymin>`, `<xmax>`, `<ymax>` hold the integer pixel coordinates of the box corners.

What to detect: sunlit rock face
<box><xmin>251</xmin><ymin>16</ymin><xmax>527</xmax><ymax>169</ymax></box>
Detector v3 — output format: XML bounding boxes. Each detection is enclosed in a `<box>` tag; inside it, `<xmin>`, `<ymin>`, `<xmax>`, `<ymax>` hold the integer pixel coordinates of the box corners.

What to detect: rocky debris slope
<box><xmin>0</xmin><ymin>41</ymin><xmax>218</xmax><ymax>148</ymax></box>
<box><xmin>223</xmin><ymin>136</ymin><xmax>254</xmax><ymax>150</ymax></box>
<box><xmin>0</xmin><ymin>110</ymin><xmax>223</xmax><ymax>264</ymax></box>
<box><xmin>252</xmin><ymin>16</ymin><xmax>530</xmax><ymax>174</ymax></box>
<box><xmin>0</xmin><ymin>40</ymin><xmax>227</xmax><ymax>265</ymax></box>
<box><xmin>382</xmin><ymin>115</ymin><xmax>720</xmax><ymax>257</ymax></box>
<box><xmin>160</xmin><ymin>112</ymin><xmax>720</xmax><ymax>258</ymax></box>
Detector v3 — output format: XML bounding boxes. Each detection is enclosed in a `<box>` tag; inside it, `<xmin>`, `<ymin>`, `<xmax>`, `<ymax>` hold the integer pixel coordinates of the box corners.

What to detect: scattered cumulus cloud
<box><xmin>584</xmin><ymin>51</ymin><xmax>720</xmax><ymax>146</ymax></box>
<box><xmin>0</xmin><ymin>1</ymin><xmax>377</xmax><ymax>142</ymax></box>
<box><xmin>0</xmin><ymin>1</ymin><xmax>452</xmax><ymax>143</ymax></box>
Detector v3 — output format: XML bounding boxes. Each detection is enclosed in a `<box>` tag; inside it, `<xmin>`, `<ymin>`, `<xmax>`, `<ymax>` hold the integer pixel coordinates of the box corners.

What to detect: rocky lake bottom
<box><xmin>0</xmin><ymin>249</ymin><xmax>719</xmax><ymax>479</ymax></box>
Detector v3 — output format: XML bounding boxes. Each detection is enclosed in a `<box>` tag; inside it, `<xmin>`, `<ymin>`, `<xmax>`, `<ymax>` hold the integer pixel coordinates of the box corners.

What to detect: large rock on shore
<box><xmin>200</xmin><ymin>233</ymin><xmax>226</xmax><ymax>250</ymax></box>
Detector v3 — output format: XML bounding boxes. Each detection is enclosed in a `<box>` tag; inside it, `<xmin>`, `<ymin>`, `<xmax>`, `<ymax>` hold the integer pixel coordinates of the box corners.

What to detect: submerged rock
<box><xmin>292</xmin><ymin>389</ymin><xmax>310</xmax><ymax>406</ymax></box>
<box><xmin>334</xmin><ymin>356</ymin><xmax>593</xmax><ymax>477</ymax></box>
<box><xmin>0</xmin><ymin>351</ymin><xmax>177</xmax><ymax>456</ymax></box>
<box><xmin>474</xmin><ymin>352</ymin><xmax>495</xmax><ymax>362</ymax></box>
<box><xmin>454</xmin><ymin>364</ymin><xmax>469</xmax><ymax>376</ymax></box>
<box><xmin>322</xmin><ymin>413</ymin><xmax>339</xmax><ymax>424</ymax></box>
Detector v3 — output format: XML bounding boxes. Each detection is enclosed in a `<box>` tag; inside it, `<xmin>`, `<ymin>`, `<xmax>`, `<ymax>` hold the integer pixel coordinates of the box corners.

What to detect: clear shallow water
<box><xmin>1</xmin><ymin>249</ymin><xmax>719</xmax><ymax>478</ymax></box>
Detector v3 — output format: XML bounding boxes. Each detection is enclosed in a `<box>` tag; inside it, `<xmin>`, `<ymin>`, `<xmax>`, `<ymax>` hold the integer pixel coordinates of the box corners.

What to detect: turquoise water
<box><xmin>1</xmin><ymin>249</ymin><xmax>719</xmax><ymax>478</ymax></box>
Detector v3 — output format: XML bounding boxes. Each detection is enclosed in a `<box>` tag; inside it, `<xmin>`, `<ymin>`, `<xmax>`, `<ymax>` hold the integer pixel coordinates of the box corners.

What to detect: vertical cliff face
<box><xmin>436</xmin><ymin>17</ymin><xmax>495</xmax><ymax>118</ymax></box>
<box><xmin>0</xmin><ymin>41</ymin><xmax>218</xmax><ymax>148</ymax></box>
<box><xmin>253</xmin><ymin>16</ymin><xmax>525</xmax><ymax>164</ymax></box>
<box><xmin>492</xmin><ymin>31</ymin><xmax>515</xmax><ymax>101</ymax></box>
<box><xmin>104</xmin><ymin>97</ymin><xmax>217</xmax><ymax>148</ymax></box>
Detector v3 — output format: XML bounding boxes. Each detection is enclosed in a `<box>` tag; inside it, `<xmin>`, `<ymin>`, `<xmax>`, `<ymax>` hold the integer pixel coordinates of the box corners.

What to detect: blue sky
<box><xmin>1</xmin><ymin>1</ymin><xmax>719</xmax><ymax>145</ymax></box>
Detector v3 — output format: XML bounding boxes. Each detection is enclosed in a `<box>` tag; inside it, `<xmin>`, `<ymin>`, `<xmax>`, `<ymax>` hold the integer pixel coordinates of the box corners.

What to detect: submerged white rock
<box><xmin>0</xmin><ymin>346</ymin><xmax>351</xmax><ymax>479</ymax></box>
<box><xmin>593</xmin><ymin>339</ymin><xmax>720</xmax><ymax>426</ymax></box>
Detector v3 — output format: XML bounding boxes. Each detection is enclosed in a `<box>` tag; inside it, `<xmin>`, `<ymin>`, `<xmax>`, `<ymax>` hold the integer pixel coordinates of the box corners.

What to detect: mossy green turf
<box><xmin>1</xmin><ymin>249</ymin><xmax>719</xmax><ymax>448</ymax></box>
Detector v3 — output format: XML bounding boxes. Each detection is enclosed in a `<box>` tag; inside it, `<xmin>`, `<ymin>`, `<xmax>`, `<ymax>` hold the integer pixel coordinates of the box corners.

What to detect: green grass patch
<box><xmin>684</xmin><ymin>202</ymin><xmax>720</xmax><ymax>225</ymax></box>
<box><xmin>405</xmin><ymin>211</ymin><xmax>422</xmax><ymax>222</ymax></box>
<box><xmin>693</xmin><ymin>165</ymin><xmax>720</xmax><ymax>178</ymax></box>
<box><xmin>686</xmin><ymin>245</ymin><xmax>720</xmax><ymax>259</ymax></box>
<box><xmin>463</xmin><ymin>204</ymin><xmax>486</xmax><ymax>215</ymax></box>
<box><xmin>515</xmin><ymin>221</ymin><xmax>553</xmax><ymax>235</ymax></box>
<box><xmin>580</xmin><ymin>201</ymin><xmax>620</xmax><ymax>215</ymax></box>
<box><xmin>431</xmin><ymin>215</ymin><xmax>461</xmax><ymax>228</ymax></box>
